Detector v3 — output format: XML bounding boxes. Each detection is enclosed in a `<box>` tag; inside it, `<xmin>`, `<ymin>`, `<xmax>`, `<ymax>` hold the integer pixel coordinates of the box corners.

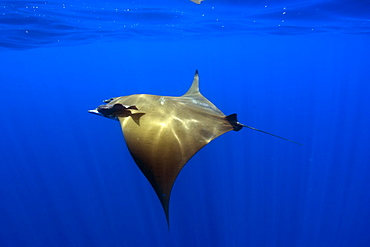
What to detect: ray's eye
<box><xmin>103</xmin><ymin>98</ymin><xmax>115</xmax><ymax>103</ymax></box>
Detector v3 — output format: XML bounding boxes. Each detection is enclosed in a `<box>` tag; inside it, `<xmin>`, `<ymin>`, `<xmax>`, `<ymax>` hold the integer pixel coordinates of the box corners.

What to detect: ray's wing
<box><xmin>190</xmin><ymin>0</ymin><xmax>203</xmax><ymax>4</ymax></box>
<box><xmin>111</xmin><ymin>71</ymin><xmax>237</xmax><ymax>225</ymax></box>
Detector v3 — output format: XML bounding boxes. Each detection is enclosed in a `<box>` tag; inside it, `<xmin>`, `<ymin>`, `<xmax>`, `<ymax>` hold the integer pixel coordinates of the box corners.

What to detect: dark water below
<box><xmin>1</xmin><ymin>0</ymin><xmax>370</xmax><ymax>246</ymax></box>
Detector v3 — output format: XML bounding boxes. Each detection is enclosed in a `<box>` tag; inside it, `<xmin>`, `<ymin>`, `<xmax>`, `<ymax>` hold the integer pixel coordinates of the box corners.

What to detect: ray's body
<box><xmin>89</xmin><ymin>70</ymin><xmax>300</xmax><ymax>226</ymax></box>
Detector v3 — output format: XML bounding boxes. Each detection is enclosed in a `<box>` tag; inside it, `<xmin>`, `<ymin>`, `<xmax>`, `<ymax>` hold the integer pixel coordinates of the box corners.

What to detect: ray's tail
<box><xmin>226</xmin><ymin>114</ymin><xmax>303</xmax><ymax>145</ymax></box>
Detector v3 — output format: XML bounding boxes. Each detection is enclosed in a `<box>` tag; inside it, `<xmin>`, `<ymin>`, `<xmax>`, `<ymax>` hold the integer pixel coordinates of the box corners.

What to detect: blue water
<box><xmin>1</xmin><ymin>0</ymin><xmax>370</xmax><ymax>246</ymax></box>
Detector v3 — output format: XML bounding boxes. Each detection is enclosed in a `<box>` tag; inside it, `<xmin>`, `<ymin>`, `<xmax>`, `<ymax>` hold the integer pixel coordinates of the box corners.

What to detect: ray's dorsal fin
<box><xmin>183</xmin><ymin>70</ymin><xmax>200</xmax><ymax>96</ymax></box>
<box><xmin>226</xmin><ymin>114</ymin><xmax>244</xmax><ymax>131</ymax></box>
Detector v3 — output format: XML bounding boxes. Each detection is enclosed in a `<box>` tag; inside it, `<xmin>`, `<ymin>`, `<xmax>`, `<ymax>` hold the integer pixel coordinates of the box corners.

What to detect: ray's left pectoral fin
<box><xmin>190</xmin><ymin>0</ymin><xmax>203</xmax><ymax>4</ymax></box>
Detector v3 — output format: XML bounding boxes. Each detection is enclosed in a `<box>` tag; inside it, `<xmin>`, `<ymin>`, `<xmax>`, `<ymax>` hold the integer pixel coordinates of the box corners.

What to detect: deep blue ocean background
<box><xmin>1</xmin><ymin>0</ymin><xmax>370</xmax><ymax>246</ymax></box>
